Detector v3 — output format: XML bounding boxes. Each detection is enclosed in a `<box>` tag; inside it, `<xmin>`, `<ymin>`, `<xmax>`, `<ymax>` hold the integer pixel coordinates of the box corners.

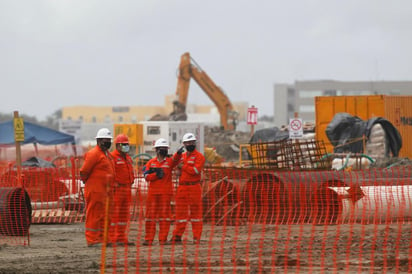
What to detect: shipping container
<box><xmin>315</xmin><ymin>95</ymin><xmax>412</xmax><ymax>158</ymax></box>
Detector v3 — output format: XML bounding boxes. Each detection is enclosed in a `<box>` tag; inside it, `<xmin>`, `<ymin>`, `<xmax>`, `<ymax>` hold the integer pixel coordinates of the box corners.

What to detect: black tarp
<box><xmin>249</xmin><ymin>127</ymin><xmax>289</xmax><ymax>143</ymax></box>
<box><xmin>325</xmin><ymin>112</ymin><xmax>402</xmax><ymax>157</ymax></box>
<box><xmin>21</xmin><ymin>156</ymin><xmax>56</xmax><ymax>168</ymax></box>
<box><xmin>246</xmin><ymin>127</ymin><xmax>290</xmax><ymax>162</ymax></box>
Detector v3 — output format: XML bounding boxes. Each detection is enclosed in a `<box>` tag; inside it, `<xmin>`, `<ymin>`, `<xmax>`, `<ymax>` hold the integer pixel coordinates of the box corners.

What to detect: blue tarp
<box><xmin>0</xmin><ymin>120</ymin><xmax>75</xmax><ymax>145</ymax></box>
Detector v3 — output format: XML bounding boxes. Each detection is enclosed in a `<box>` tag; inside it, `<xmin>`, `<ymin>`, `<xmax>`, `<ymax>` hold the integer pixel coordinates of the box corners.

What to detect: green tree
<box><xmin>0</xmin><ymin>113</ymin><xmax>38</xmax><ymax>123</ymax></box>
<box><xmin>41</xmin><ymin>109</ymin><xmax>62</xmax><ymax>129</ymax></box>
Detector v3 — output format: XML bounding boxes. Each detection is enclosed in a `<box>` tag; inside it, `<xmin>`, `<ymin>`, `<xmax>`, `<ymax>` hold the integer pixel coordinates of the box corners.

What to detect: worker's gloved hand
<box><xmin>177</xmin><ymin>146</ymin><xmax>185</xmax><ymax>154</ymax></box>
<box><xmin>144</xmin><ymin>168</ymin><xmax>156</xmax><ymax>176</ymax></box>
<box><xmin>156</xmin><ymin>168</ymin><xmax>164</xmax><ymax>179</ymax></box>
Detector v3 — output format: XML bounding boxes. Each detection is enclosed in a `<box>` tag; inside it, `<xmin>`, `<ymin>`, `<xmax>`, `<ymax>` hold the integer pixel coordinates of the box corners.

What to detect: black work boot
<box><xmin>142</xmin><ymin>240</ymin><xmax>153</xmax><ymax>246</ymax></box>
<box><xmin>168</xmin><ymin>235</ymin><xmax>182</xmax><ymax>245</ymax></box>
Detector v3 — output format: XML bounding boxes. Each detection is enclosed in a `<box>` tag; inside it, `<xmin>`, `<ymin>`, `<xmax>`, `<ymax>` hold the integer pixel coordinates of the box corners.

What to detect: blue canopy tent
<box><xmin>0</xmin><ymin>120</ymin><xmax>76</xmax><ymax>156</ymax></box>
<box><xmin>0</xmin><ymin>120</ymin><xmax>75</xmax><ymax>145</ymax></box>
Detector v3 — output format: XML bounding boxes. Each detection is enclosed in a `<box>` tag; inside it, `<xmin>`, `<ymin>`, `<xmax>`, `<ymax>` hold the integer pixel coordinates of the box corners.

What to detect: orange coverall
<box><xmin>80</xmin><ymin>146</ymin><xmax>115</xmax><ymax>246</ymax></box>
<box><xmin>109</xmin><ymin>149</ymin><xmax>135</xmax><ymax>243</ymax></box>
<box><xmin>172</xmin><ymin>149</ymin><xmax>205</xmax><ymax>241</ymax></box>
<box><xmin>144</xmin><ymin>154</ymin><xmax>180</xmax><ymax>243</ymax></box>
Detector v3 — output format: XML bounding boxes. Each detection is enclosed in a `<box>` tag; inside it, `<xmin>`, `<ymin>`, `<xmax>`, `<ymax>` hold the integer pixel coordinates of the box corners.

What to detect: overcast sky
<box><xmin>1</xmin><ymin>0</ymin><xmax>411</xmax><ymax>120</ymax></box>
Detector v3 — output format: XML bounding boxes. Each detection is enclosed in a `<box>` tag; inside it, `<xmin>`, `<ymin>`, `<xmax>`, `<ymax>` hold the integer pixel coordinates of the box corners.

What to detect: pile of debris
<box><xmin>204</xmin><ymin>126</ymin><xmax>251</xmax><ymax>163</ymax></box>
<box><xmin>203</xmin><ymin>124</ymin><xmax>316</xmax><ymax>165</ymax></box>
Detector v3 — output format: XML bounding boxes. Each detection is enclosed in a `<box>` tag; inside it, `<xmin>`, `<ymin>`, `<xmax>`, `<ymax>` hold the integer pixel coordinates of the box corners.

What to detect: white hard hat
<box><xmin>182</xmin><ymin>133</ymin><xmax>197</xmax><ymax>142</ymax></box>
<box><xmin>154</xmin><ymin>138</ymin><xmax>169</xmax><ymax>148</ymax></box>
<box><xmin>95</xmin><ymin>128</ymin><xmax>113</xmax><ymax>139</ymax></box>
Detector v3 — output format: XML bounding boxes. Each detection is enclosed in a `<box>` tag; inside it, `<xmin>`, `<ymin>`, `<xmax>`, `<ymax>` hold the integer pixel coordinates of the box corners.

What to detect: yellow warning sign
<box><xmin>14</xmin><ymin>117</ymin><xmax>25</xmax><ymax>142</ymax></box>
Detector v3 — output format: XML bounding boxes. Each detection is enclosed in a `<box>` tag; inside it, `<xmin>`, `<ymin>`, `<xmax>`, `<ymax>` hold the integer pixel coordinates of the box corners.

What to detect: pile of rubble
<box><xmin>204</xmin><ymin>126</ymin><xmax>251</xmax><ymax>163</ymax></box>
<box><xmin>203</xmin><ymin>123</ymin><xmax>316</xmax><ymax>165</ymax></box>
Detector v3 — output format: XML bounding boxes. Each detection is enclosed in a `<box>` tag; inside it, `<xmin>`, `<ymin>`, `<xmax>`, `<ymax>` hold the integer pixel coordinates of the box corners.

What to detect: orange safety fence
<box><xmin>0</xmin><ymin>156</ymin><xmax>147</xmax><ymax>245</ymax></box>
<box><xmin>1</xmin><ymin>162</ymin><xmax>412</xmax><ymax>272</ymax></box>
<box><xmin>103</xmin><ymin>166</ymin><xmax>412</xmax><ymax>273</ymax></box>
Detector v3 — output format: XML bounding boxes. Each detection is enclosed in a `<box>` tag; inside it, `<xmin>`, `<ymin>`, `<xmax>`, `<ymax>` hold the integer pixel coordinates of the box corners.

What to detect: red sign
<box><xmin>247</xmin><ymin>107</ymin><xmax>258</xmax><ymax>125</ymax></box>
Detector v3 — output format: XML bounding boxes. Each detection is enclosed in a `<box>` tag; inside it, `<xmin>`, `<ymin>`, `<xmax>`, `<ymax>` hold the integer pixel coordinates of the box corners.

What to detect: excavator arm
<box><xmin>172</xmin><ymin>52</ymin><xmax>238</xmax><ymax>130</ymax></box>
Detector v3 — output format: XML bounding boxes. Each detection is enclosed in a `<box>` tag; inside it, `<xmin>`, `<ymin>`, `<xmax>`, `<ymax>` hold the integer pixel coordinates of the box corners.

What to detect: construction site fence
<box><xmin>1</xmin><ymin>157</ymin><xmax>412</xmax><ymax>272</ymax></box>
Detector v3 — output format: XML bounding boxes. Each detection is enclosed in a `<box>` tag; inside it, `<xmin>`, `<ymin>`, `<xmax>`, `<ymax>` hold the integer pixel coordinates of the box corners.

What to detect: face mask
<box><xmin>185</xmin><ymin>145</ymin><xmax>196</xmax><ymax>152</ymax></box>
<box><xmin>158</xmin><ymin>149</ymin><xmax>168</xmax><ymax>157</ymax></box>
<box><xmin>100</xmin><ymin>141</ymin><xmax>112</xmax><ymax>150</ymax></box>
<box><xmin>121</xmin><ymin>145</ymin><xmax>130</xmax><ymax>153</ymax></box>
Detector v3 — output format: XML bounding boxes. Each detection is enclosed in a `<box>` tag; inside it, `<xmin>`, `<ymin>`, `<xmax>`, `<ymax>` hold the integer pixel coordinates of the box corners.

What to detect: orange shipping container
<box><xmin>315</xmin><ymin>95</ymin><xmax>412</xmax><ymax>158</ymax></box>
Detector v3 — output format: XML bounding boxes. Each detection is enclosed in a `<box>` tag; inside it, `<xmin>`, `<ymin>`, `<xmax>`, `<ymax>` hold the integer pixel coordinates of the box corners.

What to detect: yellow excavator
<box><xmin>151</xmin><ymin>52</ymin><xmax>238</xmax><ymax>130</ymax></box>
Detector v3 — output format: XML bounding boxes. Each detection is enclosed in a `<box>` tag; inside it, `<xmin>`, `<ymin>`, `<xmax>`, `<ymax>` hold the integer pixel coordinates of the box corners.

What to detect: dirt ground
<box><xmin>1</xmin><ymin>222</ymin><xmax>412</xmax><ymax>273</ymax></box>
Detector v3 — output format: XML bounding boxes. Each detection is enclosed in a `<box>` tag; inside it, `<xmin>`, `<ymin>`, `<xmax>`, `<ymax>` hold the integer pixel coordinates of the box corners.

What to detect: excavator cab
<box><xmin>169</xmin><ymin>100</ymin><xmax>187</xmax><ymax>121</ymax></box>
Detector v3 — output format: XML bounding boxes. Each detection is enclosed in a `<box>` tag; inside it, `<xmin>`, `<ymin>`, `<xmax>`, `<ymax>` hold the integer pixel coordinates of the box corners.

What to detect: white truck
<box><xmin>139</xmin><ymin>121</ymin><xmax>204</xmax><ymax>157</ymax></box>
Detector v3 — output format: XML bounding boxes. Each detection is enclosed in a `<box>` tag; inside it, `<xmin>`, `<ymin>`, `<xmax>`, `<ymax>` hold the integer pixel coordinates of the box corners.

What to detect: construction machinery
<box><xmin>151</xmin><ymin>52</ymin><xmax>238</xmax><ymax>131</ymax></box>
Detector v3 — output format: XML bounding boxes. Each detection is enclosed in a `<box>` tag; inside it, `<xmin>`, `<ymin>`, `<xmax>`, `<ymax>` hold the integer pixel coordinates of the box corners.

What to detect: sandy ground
<box><xmin>1</xmin><ymin>222</ymin><xmax>412</xmax><ymax>273</ymax></box>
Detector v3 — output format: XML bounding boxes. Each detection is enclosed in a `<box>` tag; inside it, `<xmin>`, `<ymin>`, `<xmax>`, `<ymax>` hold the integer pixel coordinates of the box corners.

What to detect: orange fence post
<box><xmin>100</xmin><ymin>175</ymin><xmax>112</xmax><ymax>274</ymax></box>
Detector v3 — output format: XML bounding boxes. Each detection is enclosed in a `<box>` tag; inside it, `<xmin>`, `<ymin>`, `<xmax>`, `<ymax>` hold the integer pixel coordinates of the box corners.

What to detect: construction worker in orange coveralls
<box><xmin>80</xmin><ymin>128</ymin><xmax>115</xmax><ymax>247</ymax></box>
<box><xmin>142</xmin><ymin>138</ymin><xmax>182</xmax><ymax>246</ymax></box>
<box><xmin>170</xmin><ymin>132</ymin><xmax>205</xmax><ymax>245</ymax></box>
<box><xmin>109</xmin><ymin>134</ymin><xmax>135</xmax><ymax>246</ymax></box>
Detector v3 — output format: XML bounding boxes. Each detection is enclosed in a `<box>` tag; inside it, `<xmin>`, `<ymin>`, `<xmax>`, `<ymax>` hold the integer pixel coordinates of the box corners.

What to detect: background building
<box><xmin>62</xmin><ymin>94</ymin><xmax>248</xmax><ymax>124</ymax></box>
<box><xmin>274</xmin><ymin>80</ymin><xmax>412</xmax><ymax>127</ymax></box>
<box><xmin>61</xmin><ymin>95</ymin><xmax>249</xmax><ymax>145</ymax></box>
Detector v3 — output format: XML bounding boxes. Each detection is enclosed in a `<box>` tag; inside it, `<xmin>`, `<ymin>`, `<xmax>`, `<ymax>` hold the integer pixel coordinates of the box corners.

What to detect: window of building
<box><xmin>299</xmin><ymin>90</ymin><xmax>323</xmax><ymax>98</ymax></box>
<box><xmin>112</xmin><ymin>106</ymin><xmax>130</xmax><ymax>112</ymax></box>
<box><xmin>323</xmin><ymin>90</ymin><xmax>337</xmax><ymax>96</ymax></box>
<box><xmin>104</xmin><ymin>115</ymin><xmax>111</xmax><ymax>123</ymax></box>
<box><xmin>92</xmin><ymin>116</ymin><xmax>97</xmax><ymax>123</ymax></box>
<box><xmin>299</xmin><ymin>105</ymin><xmax>315</xmax><ymax>113</ymax></box>
<box><xmin>67</xmin><ymin>116</ymin><xmax>72</xmax><ymax>120</ymax></box>
<box><xmin>78</xmin><ymin>116</ymin><xmax>83</xmax><ymax>121</ymax></box>
<box><xmin>147</xmin><ymin>126</ymin><xmax>160</xmax><ymax>135</ymax></box>
<box><xmin>131</xmin><ymin>115</ymin><xmax>137</xmax><ymax>123</ymax></box>
<box><xmin>337</xmin><ymin>90</ymin><xmax>374</xmax><ymax>96</ymax></box>
<box><xmin>118</xmin><ymin>116</ymin><xmax>123</xmax><ymax>122</ymax></box>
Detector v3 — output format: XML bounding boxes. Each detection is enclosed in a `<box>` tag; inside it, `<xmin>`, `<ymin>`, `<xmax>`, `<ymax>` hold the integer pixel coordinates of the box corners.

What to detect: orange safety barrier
<box><xmin>100</xmin><ymin>166</ymin><xmax>412</xmax><ymax>273</ymax></box>
<box><xmin>1</xmin><ymin>163</ymin><xmax>412</xmax><ymax>273</ymax></box>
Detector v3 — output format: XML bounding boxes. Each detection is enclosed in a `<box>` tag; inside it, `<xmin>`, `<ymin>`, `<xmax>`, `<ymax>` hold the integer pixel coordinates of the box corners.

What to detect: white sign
<box><xmin>289</xmin><ymin>118</ymin><xmax>303</xmax><ymax>139</ymax></box>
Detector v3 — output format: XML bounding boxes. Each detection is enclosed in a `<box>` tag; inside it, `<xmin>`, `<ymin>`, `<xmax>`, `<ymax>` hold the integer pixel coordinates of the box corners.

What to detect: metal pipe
<box><xmin>329</xmin><ymin>185</ymin><xmax>412</xmax><ymax>223</ymax></box>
